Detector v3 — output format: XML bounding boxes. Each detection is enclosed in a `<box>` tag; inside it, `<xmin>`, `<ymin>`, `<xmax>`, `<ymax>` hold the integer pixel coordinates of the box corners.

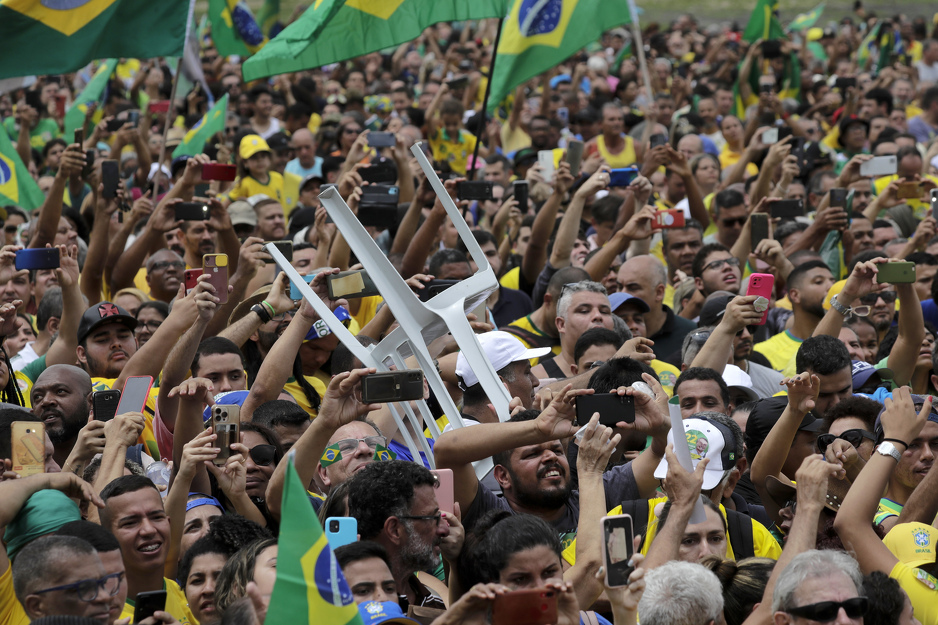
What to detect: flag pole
<box><xmin>153</xmin><ymin>0</ymin><xmax>196</xmax><ymax>198</ymax></box>
<box><xmin>626</xmin><ymin>0</ymin><xmax>653</xmax><ymax>104</ymax></box>
<box><xmin>469</xmin><ymin>17</ymin><xmax>504</xmax><ymax>181</ymax></box>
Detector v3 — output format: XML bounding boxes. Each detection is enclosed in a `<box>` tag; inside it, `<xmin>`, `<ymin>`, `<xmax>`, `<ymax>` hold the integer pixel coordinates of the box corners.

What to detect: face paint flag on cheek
<box><xmin>320</xmin><ymin>445</ymin><xmax>343</xmax><ymax>467</ymax></box>
<box><xmin>373</xmin><ymin>444</ymin><xmax>397</xmax><ymax>462</ymax></box>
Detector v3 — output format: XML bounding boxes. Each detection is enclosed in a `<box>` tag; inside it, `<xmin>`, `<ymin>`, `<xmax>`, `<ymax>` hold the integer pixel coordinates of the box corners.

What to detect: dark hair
<box><xmin>492</xmin><ymin>410</ymin><xmax>540</xmax><ymax>468</ymax></box>
<box><xmin>334</xmin><ymin>540</ymin><xmax>392</xmax><ymax>572</ymax></box>
<box><xmin>318</xmin><ymin>480</ymin><xmax>351</xmax><ymax>525</ymax></box>
<box><xmin>673</xmin><ymin>367</ymin><xmax>730</xmax><ymax>408</ymax></box>
<box><xmin>462</xmin><ymin>359</ymin><xmax>518</xmax><ymax>406</ymax></box>
<box><xmin>251</xmin><ymin>400</ymin><xmax>309</xmax><ymax>430</ymax></box>
<box><xmin>240</xmin><ymin>422</ymin><xmax>284</xmax><ymax>463</ymax></box>
<box><xmin>592</xmin><ymin>196</ymin><xmax>624</xmax><ymax>224</ymax></box>
<box><xmin>661</xmin><ymin>218</ymin><xmax>704</xmax><ymax>250</ymax></box>
<box><xmin>248</xmin><ymin>85</ymin><xmax>271</xmax><ymax>102</ymax></box>
<box><xmin>100</xmin><ymin>475</ymin><xmax>160</xmax><ymax>529</ymax></box>
<box><xmin>456</xmin><ymin>230</ymin><xmax>497</xmax><ymax>257</ymax></box>
<box><xmin>346</xmin><ymin>460</ymin><xmax>438</xmax><ymax>540</ymax></box>
<box><xmin>12</xmin><ymin>535</ymin><xmax>96</xmax><ymax>602</ymax></box>
<box><xmin>0</xmin><ymin>408</ymin><xmax>37</xmax><ymax>460</ymax></box>
<box><xmin>712</xmin><ymin>189</ymin><xmax>745</xmax><ymax>217</ymax></box>
<box><xmin>428</xmin><ymin>248</ymin><xmax>470</xmax><ymax>276</ymax></box>
<box><xmin>923</xmin><ymin>85</ymin><xmax>938</xmax><ymax>111</ymax></box>
<box><xmin>192</xmin><ymin>336</ymin><xmax>246</xmax><ymax>375</ymax></box>
<box><xmin>546</xmin><ymin>266</ymin><xmax>591</xmax><ymax>299</ymax></box>
<box><xmin>821</xmin><ymin>396</ymin><xmax>881</xmax><ymax>433</ymax></box>
<box><xmin>658</xmin><ymin>495</ymin><xmax>725</xmax><ymax>534</ymax></box>
<box><xmin>207</xmin><ymin>515</ymin><xmax>273</xmax><ymax>556</ymax></box>
<box><xmin>458</xmin><ymin>510</ymin><xmax>561</xmax><ymax>589</ymax></box>
<box><xmin>178</xmin><ymin>536</ymin><xmax>227</xmax><ymax>590</ymax></box>
<box><xmin>589</xmin><ymin>357</ymin><xmax>658</xmax><ymax>393</ymax></box>
<box><xmin>786</xmin><ymin>260</ymin><xmax>831</xmax><ymax>292</ymax></box>
<box><xmin>702</xmin><ymin>556</ymin><xmax>775</xmax><ymax>625</ymax></box>
<box><xmin>36</xmin><ymin>287</ymin><xmax>63</xmax><ymax>332</ymax></box>
<box><xmin>795</xmin><ymin>335</ymin><xmax>851</xmax><ymax>376</ymax></box>
<box><xmin>331</xmin><ymin>335</ymin><xmax>377</xmax><ymax>375</ymax></box>
<box><xmin>573</xmin><ymin>328</ymin><xmax>623</xmax><ymax>365</ymax></box>
<box><xmin>136</xmin><ymin>300</ymin><xmax>169</xmax><ymax>321</ymax></box>
<box><xmin>861</xmin><ymin>571</ymin><xmax>906</xmax><ymax>625</ymax></box>
<box><xmin>863</xmin><ymin>87</ymin><xmax>893</xmax><ymax>114</ymax></box>
<box><xmin>906</xmin><ymin>251</ymin><xmax>938</xmax><ymax>266</ymax></box>
<box><xmin>55</xmin><ymin>520</ymin><xmax>120</xmax><ymax>552</ymax></box>
<box><xmin>692</xmin><ymin>243</ymin><xmax>733</xmax><ymax>279</ymax></box>
<box><xmin>775</xmin><ymin>221</ymin><xmax>808</xmax><ymax>246</ymax></box>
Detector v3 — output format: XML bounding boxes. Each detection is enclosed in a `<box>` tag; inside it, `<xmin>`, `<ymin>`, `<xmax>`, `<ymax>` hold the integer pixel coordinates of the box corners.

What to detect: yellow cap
<box><xmin>884</xmin><ymin>523</ymin><xmax>937</xmax><ymax>568</ymax></box>
<box><xmin>239</xmin><ymin>134</ymin><xmax>271</xmax><ymax>160</ymax></box>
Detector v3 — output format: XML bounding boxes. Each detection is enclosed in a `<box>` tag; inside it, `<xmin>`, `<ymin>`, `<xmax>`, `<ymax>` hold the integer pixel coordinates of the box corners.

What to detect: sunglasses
<box><xmin>343</xmin><ymin>127</ymin><xmax>362</xmax><ymax>135</ymax></box>
<box><xmin>249</xmin><ymin>444</ymin><xmax>277</xmax><ymax>467</ymax></box>
<box><xmin>816</xmin><ymin>429</ymin><xmax>877</xmax><ymax>454</ymax></box>
<box><xmin>858</xmin><ymin>291</ymin><xmax>897</xmax><ymax>305</ymax></box>
<box><xmin>786</xmin><ymin>597</ymin><xmax>869</xmax><ymax>622</ymax></box>
<box><xmin>720</xmin><ymin>217</ymin><xmax>748</xmax><ymax>227</ymax></box>
<box><xmin>704</xmin><ymin>256</ymin><xmax>741</xmax><ymax>272</ymax></box>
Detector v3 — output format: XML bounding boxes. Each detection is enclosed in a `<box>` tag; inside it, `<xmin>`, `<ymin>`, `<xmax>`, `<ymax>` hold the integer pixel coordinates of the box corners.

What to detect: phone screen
<box><xmin>116</xmin><ymin>376</ymin><xmax>154</xmax><ymax>415</ymax></box>
<box><xmin>602</xmin><ymin>515</ymin><xmax>635</xmax><ymax>587</ymax></box>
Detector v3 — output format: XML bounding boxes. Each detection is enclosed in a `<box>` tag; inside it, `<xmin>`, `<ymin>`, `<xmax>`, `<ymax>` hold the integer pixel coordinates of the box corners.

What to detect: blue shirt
<box><xmin>285</xmin><ymin>156</ymin><xmax>323</xmax><ymax>179</ymax></box>
<box><xmin>389</xmin><ymin>437</ymin><xmax>434</xmax><ymax>468</ymax></box>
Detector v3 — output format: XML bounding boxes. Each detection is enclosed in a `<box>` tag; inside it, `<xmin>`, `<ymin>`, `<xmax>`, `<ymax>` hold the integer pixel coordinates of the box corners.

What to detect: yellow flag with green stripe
<box><xmin>264</xmin><ymin>458</ymin><xmax>364</xmax><ymax>625</ymax></box>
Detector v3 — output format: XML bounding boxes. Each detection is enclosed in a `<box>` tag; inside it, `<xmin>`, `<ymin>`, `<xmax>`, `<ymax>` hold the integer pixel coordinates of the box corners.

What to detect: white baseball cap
<box><xmin>722</xmin><ymin>364</ymin><xmax>759</xmax><ymax>402</ymax></box>
<box><xmin>455</xmin><ymin>331</ymin><xmax>551</xmax><ymax>389</ymax></box>
<box><xmin>654</xmin><ymin>417</ymin><xmax>738</xmax><ymax>490</ymax></box>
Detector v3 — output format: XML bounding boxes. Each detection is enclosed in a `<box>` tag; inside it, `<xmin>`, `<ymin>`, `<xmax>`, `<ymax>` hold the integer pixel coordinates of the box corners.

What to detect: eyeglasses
<box><xmin>720</xmin><ymin>217</ymin><xmax>748</xmax><ymax>227</ymax></box>
<box><xmin>135</xmin><ymin>320</ymin><xmax>162</xmax><ymax>333</ymax></box>
<box><xmin>343</xmin><ymin>128</ymin><xmax>362</xmax><ymax>135</ymax></box>
<box><xmin>398</xmin><ymin>512</ymin><xmax>443</xmax><ymax>524</ymax></box>
<box><xmin>3</xmin><ymin>225</ymin><xmax>15</xmax><ymax>233</ymax></box>
<box><xmin>783</xmin><ymin>499</ymin><xmax>798</xmax><ymax>515</ymax></box>
<box><xmin>858</xmin><ymin>291</ymin><xmax>898</xmax><ymax>305</ymax></box>
<box><xmin>334</xmin><ymin>435</ymin><xmax>387</xmax><ymax>455</ymax></box>
<box><xmin>816</xmin><ymin>429</ymin><xmax>877</xmax><ymax>454</ymax></box>
<box><xmin>786</xmin><ymin>597</ymin><xmax>869</xmax><ymax>622</ymax></box>
<box><xmin>33</xmin><ymin>572</ymin><xmax>124</xmax><ymax>602</ymax></box>
<box><xmin>690</xmin><ymin>330</ymin><xmax>712</xmax><ymax>344</ymax></box>
<box><xmin>249</xmin><ymin>444</ymin><xmax>277</xmax><ymax>467</ymax></box>
<box><xmin>704</xmin><ymin>257</ymin><xmax>740</xmax><ymax>272</ymax></box>
<box><xmin>150</xmin><ymin>261</ymin><xmax>185</xmax><ymax>272</ymax></box>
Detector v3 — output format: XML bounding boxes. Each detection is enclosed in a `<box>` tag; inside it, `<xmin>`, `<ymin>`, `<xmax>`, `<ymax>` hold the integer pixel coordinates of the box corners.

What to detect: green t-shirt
<box><xmin>20</xmin><ymin>354</ymin><xmax>47</xmax><ymax>385</ymax></box>
<box><xmin>2</xmin><ymin>117</ymin><xmax>61</xmax><ymax>149</ymax></box>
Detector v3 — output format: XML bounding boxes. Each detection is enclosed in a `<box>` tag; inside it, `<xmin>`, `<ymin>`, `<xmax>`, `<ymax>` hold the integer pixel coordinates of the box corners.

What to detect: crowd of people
<box><xmin>2</xmin><ymin>5</ymin><xmax>938</xmax><ymax>625</ymax></box>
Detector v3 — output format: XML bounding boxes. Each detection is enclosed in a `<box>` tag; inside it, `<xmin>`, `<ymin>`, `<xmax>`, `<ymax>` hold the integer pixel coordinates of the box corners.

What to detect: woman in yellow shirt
<box><xmin>718</xmin><ymin>115</ymin><xmax>759</xmax><ymax>178</ymax></box>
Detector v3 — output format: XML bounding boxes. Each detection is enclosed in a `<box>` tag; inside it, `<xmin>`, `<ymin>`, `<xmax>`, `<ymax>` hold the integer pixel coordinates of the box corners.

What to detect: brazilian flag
<box><xmin>0</xmin><ymin>125</ymin><xmax>44</xmax><ymax>210</ymax></box>
<box><xmin>174</xmin><ymin>94</ymin><xmax>229</xmax><ymax>158</ymax></box>
<box><xmin>208</xmin><ymin>0</ymin><xmax>267</xmax><ymax>57</ymax></box>
<box><xmin>788</xmin><ymin>3</ymin><xmax>825</xmax><ymax>32</ymax></box>
<box><xmin>0</xmin><ymin>0</ymin><xmax>186</xmax><ymax>79</ymax></box>
<box><xmin>265</xmin><ymin>458</ymin><xmax>364</xmax><ymax>625</ymax></box>
<box><xmin>734</xmin><ymin>0</ymin><xmax>801</xmax><ymax>117</ymax></box>
<box><xmin>64</xmin><ymin>58</ymin><xmax>116</xmax><ymax>141</ymax></box>
<box><xmin>487</xmin><ymin>0</ymin><xmax>633</xmax><ymax>114</ymax></box>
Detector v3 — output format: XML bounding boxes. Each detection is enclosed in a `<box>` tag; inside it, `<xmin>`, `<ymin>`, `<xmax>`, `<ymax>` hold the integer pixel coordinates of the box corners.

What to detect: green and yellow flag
<box><xmin>64</xmin><ymin>58</ymin><xmax>116</xmax><ymax>141</ymax></box>
<box><xmin>265</xmin><ymin>458</ymin><xmax>364</xmax><ymax>625</ymax></box>
<box><xmin>209</xmin><ymin>0</ymin><xmax>267</xmax><ymax>57</ymax></box>
<box><xmin>788</xmin><ymin>3</ymin><xmax>825</xmax><ymax>32</ymax></box>
<box><xmin>743</xmin><ymin>0</ymin><xmax>784</xmax><ymax>43</ymax></box>
<box><xmin>174</xmin><ymin>94</ymin><xmax>229</xmax><ymax>158</ymax></box>
<box><xmin>242</xmin><ymin>0</ymin><xmax>510</xmax><ymax>82</ymax></box>
<box><xmin>0</xmin><ymin>0</ymin><xmax>186</xmax><ymax>79</ymax></box>
<box><xmin>256</xmin><ymin>0</ymin><xmax>282</xmax><ymax>37</ymax></box>
<box><xmin>0</xmin><ymin>126</ymin><xmax>45</xmax><ymax>211</ymax></box>
<box><xmin>487</xmin><ymin>0</ymin><xmax>633</xmax><ymax>114</ymax></box>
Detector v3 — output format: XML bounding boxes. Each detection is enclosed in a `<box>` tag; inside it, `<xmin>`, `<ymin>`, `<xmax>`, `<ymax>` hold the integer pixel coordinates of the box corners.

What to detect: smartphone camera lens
<box><xmin>329</xmin><ymin>521</ymin><xmax>339</xmax><ymax>532</ymax></box>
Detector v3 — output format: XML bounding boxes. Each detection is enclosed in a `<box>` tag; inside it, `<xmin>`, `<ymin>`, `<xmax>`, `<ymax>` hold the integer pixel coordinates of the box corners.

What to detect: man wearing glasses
<box><xmin>144</xmin><ymin>250</ymin><xmax>185</xmax><ymax>304</ymax></box>
<box><xmin>704</xmin><ymin>188</ymin><xmax>749</xmax><ymax>248</ymax></box>
<box><xmin>772</xmin><ymin>550</ymin><xmax>868</xmax><ymax>625</ymax></box>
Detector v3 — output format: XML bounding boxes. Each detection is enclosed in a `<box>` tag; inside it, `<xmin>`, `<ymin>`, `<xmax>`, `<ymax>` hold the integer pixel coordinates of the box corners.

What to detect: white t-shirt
<box><xmin>10</xmin><ymin>342</ymin><xmax>39</xmax><ymax>371</ymax></box>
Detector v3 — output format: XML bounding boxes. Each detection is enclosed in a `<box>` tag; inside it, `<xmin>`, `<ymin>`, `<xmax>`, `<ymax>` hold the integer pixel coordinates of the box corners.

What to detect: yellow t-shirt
<box><xmin>0</xmin><ymin>562</ymin><xmax>29</xmax><ymax>625</ymax></box>
<box><xmin>284</xmin><ymin>370</ymin><xmax>330</xmax><ymax>418</ymax></box>
<box><xmin>13</xmin><ymin>371</ymin><xmax>33</xmax><ymax>409</ymax></box>
<box><xmin>225</xmin><ymin>172</ymin><xmax>285</xmax><ymax>206</ymax></box>
<box><xmin>120</xmin><ymin>578</ymin><xmax>195</xmax><ymax>624</ymax></box>
<box><xmin>501</xmin><ymin>124</ymin><xmax>532</xmax><ymax>155</ymax></box>
<box><xmin>890</xmin><ymin>561</ymin><xmax>938</xmax><ymax>625</ymax></box>
<box><xmin>718</xmin><ymin>146</ymin><xmax>759</xmax><ymax>177</ymax></box>
<box><xmin>92</xmin><ymin>378</ymin><xmax>161</xmax><ymax>460</ymax></box>
<box><xmin>753</xmin><ymin>330</ymin><xmax>803</xmax><ymax>372</ymax></box>
<box><xmin>350</xmin><ymin>295</ymin><xmax>382</xmax><ymax>330</ymax></box>
<box><xmin>561</xmin><ymin>497</ymin><xmax>782</xmax><ymax>565</ymax></box>
<box><xmin>429</xmin><ymin>128</ymin><xmax>478</xmax><ymax>176</ymax></box>
<box><xmin>499</xmin><ymin>266</ymin><xmax>521</xmax><ymax>290</ymax></box>
<box><xmin>594</xmin><ymin>135</ymin><xmax>637</xmax><ymax>168</ymax></box>
<box><xmin>873</xmin><ymin>174</ymin><xmax>938</xmax><ymax>220</ymax></box>
<box><xmin>282</xmin><ymin>171</ymin><xmax>302</xmax><ymax>214</ymax></box>
<box><xmin>505</xmin><ymin>315</ymin><xmax>561</xmax><ymax>363</ymax></box>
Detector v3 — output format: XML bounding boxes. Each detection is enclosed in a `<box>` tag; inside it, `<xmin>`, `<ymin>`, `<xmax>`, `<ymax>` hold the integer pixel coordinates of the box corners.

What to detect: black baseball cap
<box><xmin>744</xmin><ymin>396</ymin><xmax>825</xmax><ymax>458</ymax></box>
<box><xmin>77</xmin><ymin>302</ymin><xmax>137</xmax><ymax>344</ymax></box>
<box><xmin>698</xmin><ymin>291</ymin><xmax>737</xmax><ymax>328</ymax></box>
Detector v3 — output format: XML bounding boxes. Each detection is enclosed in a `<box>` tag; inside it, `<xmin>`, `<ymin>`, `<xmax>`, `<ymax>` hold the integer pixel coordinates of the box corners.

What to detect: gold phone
<box><xmin>12</xmin><ymin>421</ymin><xmax>45</xmax><ymax>476</ymax></box>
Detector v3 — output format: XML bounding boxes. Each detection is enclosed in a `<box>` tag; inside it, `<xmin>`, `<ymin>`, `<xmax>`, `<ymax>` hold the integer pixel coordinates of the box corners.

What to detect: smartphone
<box><xmin>492</xmin><ymin>589</ymin><xmax>558</xmax><ymax>625</ymax></box>
<box><xmin>73</xmin><ymin>128</ymin><xmax>84</xmax><ymax>147</ymax></box>
<box><xmin>105</xmin><ymin>117</ymin><xmax>126</xmax><ymax>132</ymax></box>
<box><xmin>431</xmin><ymin>468</ymin><xmax>454</xmax><ymax>515</ymax></box>
<box><xmin>750</xmin><ymin>213</ymin><xmax>769</xmax><ymax>251</ymax></box>
<box><xmin>608</xmin><ymin>167</ymin><xmax>639</xmax><ymax>187</ymax></box>
<box><xmin>133</xmin><ymin>590</ymin><xmax>167</xmax><ymax>623</ymax></box>
<box><xmin>649</xmin><ymin>133</ymin><xmax>668</xmax><ymax>149</ymax></box>
<box><xmin>327</xmin><ymin>270</ymin><xmax>380</xmax><ymax>299</ymax></box>
<box><xmin>361</xmin><ymin>370</ymin><xmax>425</xmax><ymax>403</ymax></box>
<box><xmin>263</xmin><ymin>241</ymin><xmax>292</xmax><ymax>265</ymax></box>
<box><xmin>148</xmin><ymin>100</ymin><xmax>171</xmax><ymax>114</ymax></box>
<box><xmin>325</xmin><ymin>517</ymin><xmax>358</xmax><ymax>549</ymax></box>
<box><xmin>203</xmin><ymin>254</ymin><xmax>229</xmax><ymax>304</ymax></box>
<box><xmin>184</xmin><ymin>269</ymin><xmax>203</xmax><ymax>295</ymax></box>
<box><xmin>418</xmin><ymin>279</ymin><xmax>460</xmax><ymax>302</ymax></box>
<box><xmin>770</xmin><ymin>199</ymin><xmax>804</xmax><ymax>219</ymax></box>
<box><xmin>652</xmin><ymin>209</ymin><xmax>685</xmax><ymax>229</ymax></box>
<box><xmin>24</xmin><ymin>89</ymin><xmax>43</xmax><ymax>112</ymax></box>
<box><xmin>835</xmin><ymin>76</ymin><xmax>857</xmax><ymax>90</ymax></box>
<box><xmin>201</xmin><ymin>163</ymin><xmax>237</xmax><ymax>181</ymax></box>
<box><xmin>896</xmin><ymin>181</ymin><xmax>921</xmax><ymax>199</ymax></box>
<box><xmin>101</xmin><ymin>160</ymin><xmax>120</xmax><ymax>199</ymax></box>
<box><xmin>358</xmin><ymin>185</ymin><xmax>400</xmax><ymax>228</ymax></box>
<box><xmin>11</xmin><ymin>422</ymin><xmax>45</xmax><ymax>477</ymax></box>
<box><xmin>600</xmin><ymin>514</ymin><xmax>635</xmax><ymax>588</ymax></box>
<box><xmin>762</xmin><ymin>39</ymin><xmax>782</xmax><ymax>59</ymax></box>
<box><xmin>932</xmin><ymin>189</ymin><xmax>938</xmax><ymax>220</ymax></box>
<box><xmin>759</xmin><ymin>82</ymin><xmax>774</xmax><ymax>94</ymax></box>
<box><xmin>456</xmin><ymin>180</ymin><xmax>494</xmax><ymax>201</ymax></box>
<box><xmin>290</xmin><ymin>273</ymin><xmax>315</xmax><ymax>300</ymax></box>
<box><xmin>116</xmin><ymin>376</ymin><xmax>154</xmax><ymax>415</ymax></box>
<box><xmin>211</xmin><ymin>405</ymin><xmax>241</xmax><ymax>465</ymax></box>
<box><xmin>367</xmin><ymin>131</ymin><xmax>396</xmax><ymax>148</ymax></box>
<box><xmin>513</xmin><ymin>180</ymin><xmax>529</xmax><ymax>210</ymax></box>
<box><xmin>15</xmin><ymin>248</ymin><xmax>59</xmax><ymax>271</ymax></box>
<box><xmin>575</xmin><ymin>393</ymin><xmax>635</xmax><ymax>427</ymax></box>
<box><xmin>174</xmin><ymin>202</ymin><xmax>210</xmax><ymax>221</ymax></box>
<box><xmin>762</xmin><ymin>127</ymin><xmax>779</xmax><ymax>144</ymax></box>
<box><xmin>877</xmin><ymin>261</ymin><xmax>915</xmax><ymax>284</ymax></box>
<box><xmin>537</xmin><ymin>150</ymin><xmax>555</xmax><ymax>182</ymax></box>
<box><xmin>360</xmin><ymin>159</ymin><xmax>398</xmax><ymax>185</ymax></box>
<box><xmin>127</xmin><ymin>111</ymin><xmax>139</xmax><ymax>127</ymax></box>
<box><xmin>860</xmin><ymin>155</ymin><xmax>898</xmax><ymax>177</ymax></box>
<box><xmin>92</xmin><ymin>389</ymin><xmax>121</xmax><ymax>422</ymax></box>
<box><xmin>566</xmin><ymin>140</ymin><xmax>585</xmax><ymax>177</ymax></box>
<box><xmin>83</xmin><ymin>149</ymin><xmax>96</xmax><ymax>179</ymax></box>
<box><xmin>829</xmin><ymin>188</ymin><xmax>847</xmax><ymax>208</ymax></box>
<box><xmin>746</xmin><ymin>273</ymin><xmax>775</xmax><ymax>325</ymax></box>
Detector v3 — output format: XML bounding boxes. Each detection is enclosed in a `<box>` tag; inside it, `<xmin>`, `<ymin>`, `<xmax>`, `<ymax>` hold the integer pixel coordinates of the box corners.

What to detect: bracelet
<box><xmin>260</xmin><ymin>300</ymin><xmax>276</xmax><ymax>317</ymax></box>
<box><xmin>883</xmin><ymin>438</ymin><xmax>909</xmax><ymax>449</ymax></box>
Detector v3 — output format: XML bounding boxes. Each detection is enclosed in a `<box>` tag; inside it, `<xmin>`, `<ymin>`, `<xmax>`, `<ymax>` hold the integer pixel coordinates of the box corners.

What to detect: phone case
<box><xmin>575</xmin><ymin>394</ymin><xmax>635</xmax><ymax>427</ymax></box>
<box><xmin>15</xmin><ymin>248</ymin><xmax>60</xmax><ymax>271</ymax></box>
<box><xmin>325</xmin><ymin>517</ymin><xmax>358</xmax><ymax>549</ymax></box>
<box><xmin>92</xmin><ymin>389</ymin><xmax>121</xmax><ymax>422</ymax></box>
<box><xmin>201</xmin><ymin>163</ymin><xmax>237</xmax><ymax>181</ymax></box>
<box><xmin>264</xmin><ymin>241</ymin><xmax>293</xmax><ymax>264</ymax></box>
<box><xmin>328</xmin><ymin>270</ymin><xmax>380</xmax><ymax>299</ymax></box>
<box><xmin>492</xmin><ymin>589</ymin><xmax>558</xmax><ymax>625</ymax></box>
<box><xmin>361</xmin><ymin>370</ymin><xmax>425</xmax><ymax>403</ymax></box>
<box><xmin>829</xmin><ymin>189</ymin><xmax>847</xmax><ymax>208</ymax></box>
<box><xmin>211</xmin><ymin>405</ymin><xmax>241</xmax><ymax>466</ymax></box>
<box><xmin>290</xmin><ymin>273</ymin><xmax>316</xmax><ymax>300</ymax></box>
<box><xmin>746</xmin><ymin>273</ymin><xmax>775</xmax><ymax>325</ymax></box>
<box><xmin>877</xmin><ymin>262</ymin><xmax>915</xmax><ymax>284</ymax></box>
<box><xmin>456</xmin><ymin>181</ymin><xmax>494</xmax><ymax>201</ymax></box>
<box><xmin>367</xmin><ymin>132</ymin><xmax>396</xmax><ymax>148</ymax></box>
<box><xmin>537</xmin><ymin>151</ymin><xmax>555</xmax><ymax>181</ymax></box>
<box><xmin>116</xmin><ymin>376</ymin><xmax>154</xmax><ymax>415</ymax></box>
<box><xmin>101</xmin><ymin>160</ymin><xmax>120</xmax><ymax>199</ymax></box>
<box><xmin>750</xmin><ymin>214</ymin><xmax>769</xmax><ymax>251</ymax></box>
<box><xmin>897</xmin><ymin>182</ymin><xmax>921</xmax><ymax>199</ymax></box>
<box><xmin>184</xmin><ymin>269</ymin><xmax>203</xmax><ymax>295</ymax></box>
<box><xmin>203</xmin><ymin>254</ymin><xmax>229</xmax><ymax>304</ymax></box>
<box><xmin>431</xmin><ymin>468</ymin><xmax>454</xmax><ymax>515</ymax></box>
<box><xmin>133</xmin><ymin>590</ymin><xmax>167</xmax><ymax>623</ymax></box>
<box><xmin>11</xmin><ymin>422</ymin><xmax>44</xmax><ymax>476</ymax></box>
<box><xmin>174</xmin><ymin>202</ymin><xmax>210</xmax><ymax>221</ymax></box>
<box><xmin>860</xmin><ymin>155</ymin><xmax>897</xmax><ymax>177</ymax></box>
<box><xmin>513</xmin><ymin>180</ymin><xmax>529</xmax><ymax>210</ymax></box>
<box><xmin>566</xmin><ymin>141</ymin><xmax>585</xmax><ymax>177</ymax></box>
<box><xmin>653</xmin><ymin>210</ymin><xmax>685</xmax><ymax>229</ymax></box>
<box><xmin>932</xmin><ymin>190</ymin><xmax>938</xmax><ymax>221</ymax></box>
<box><xmin>770</xmin><ymin>200</ymin><xmax>805</xmax><ymax>219</ymax></box>
<box><xmin>608</xmin><ymin>168</ymin><xmax>639</xmax><ymax>187</ymax></box>
<box><xmin>601</xmin><ymin>515</ymin><xmax>635</xmax><ymax>588</ymax></box>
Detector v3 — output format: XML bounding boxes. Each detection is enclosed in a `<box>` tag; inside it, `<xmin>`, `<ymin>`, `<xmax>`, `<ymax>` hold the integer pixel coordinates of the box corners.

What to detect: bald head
<box><xmin>35</xmin><ymin>364</ymin><xmax>93</xmax><ymax>396</ymax></box>
<box><xmin>290</xmin><ymin>128</ymin><xmax>318</xmax><ymax>168</ymax></box>
<box><xmin>677</xmin><ymin>134</ymin><xmax>703</xmax><ymax>160</ymax></box>
<box><xmin>32</xmin><ymin>365</ymin><xmax>92</xmax><ymax>448</ymax></box>
<box><xmin>617</xmin><ymin>256</ymin><xmax>667</xmax><ymax>307</ymax></box>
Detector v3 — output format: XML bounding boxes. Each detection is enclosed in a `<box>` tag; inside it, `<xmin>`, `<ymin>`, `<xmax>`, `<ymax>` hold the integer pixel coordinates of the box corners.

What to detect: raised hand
<box><xmin>783</xmin><ymin>373</ymin><xmax>820</xmax><ymax>416</ymax></box>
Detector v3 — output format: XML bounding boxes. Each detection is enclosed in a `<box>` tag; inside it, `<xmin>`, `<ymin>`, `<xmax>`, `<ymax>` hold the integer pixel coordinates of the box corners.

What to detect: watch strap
<box><xmin>251</xmin><ymin>302</ymin><xmax>272</xmax><ymax>323</ymax></box>
<box><xmin>876</xmin><ymin>442</ymin><xmax>902</xmax><ymax>462</ymax></box>
<box><xmin>830</xmin><ymin>294</ymin><xmax>850</xmax><ymax>315</ymax></box>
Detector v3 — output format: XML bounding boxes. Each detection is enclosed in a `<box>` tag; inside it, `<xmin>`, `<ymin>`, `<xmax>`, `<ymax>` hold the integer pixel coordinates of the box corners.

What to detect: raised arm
<box><xmin>521</xmin><ymin>168</ymin><xmax>570</xmax><ymax>284</ymax></box>
<box><xmin>886</xmin><ymin>282</ymin><xmax>925</xmax><ymax>387</ymax></box>
<box><xmin>812</xmin><ymin>259</ymin><xmax>883</xmax><ymax>338</ymax></box>
<box><xmin>690</xmin><ymin>295</ymin><xmax>763</xmax><ymax>374</ymax></box>
<box><xmin>585</xmin><ymin>205</ymin><xmax>654</xmax><ymax>282</ymax></box>
<box><xmin>666</xmin><ymin>147</ymin><xmax>709</xmax><ymax>229</ymax></box>
<box><xmin>547</xmin><ymin>163</ymin><xmax>591</xmax><ymax>268</ymax></box>
<box><xmin>80</xmin><ymin>184</ymin><xmax>120</xmax><ymax>306</ymax></box>
<box><xmin>109</xmin><ymin>198</ymin><xmax>181</xmax><ymax>293</ymax></box>
<box><xmin>43</xmin><ymin>245</ymin><xmax>84</xmax><ymax>367</ymax></box>
<box><xmin>30</xmin><ymin>143</ymin><xmax>85</xmax><ymax>249</ymax></box>
<box><xmin>87</xmin><ymin>411</ymin><xmax>145</xmax><ymax>523</ymax></box>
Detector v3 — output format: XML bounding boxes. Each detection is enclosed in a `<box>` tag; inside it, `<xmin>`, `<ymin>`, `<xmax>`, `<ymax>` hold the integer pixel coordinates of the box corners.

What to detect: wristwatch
<box><xmin>250</xmin><ymin>302</ymin><xmax>272</xmax><ymax>323</ymax></box>
<box><xmin>829</xmin><ymin>295</ymin><xmax>850</xmax><ymax>316</ymax></box>
<box><xmin>876</xmin><ymin>441</ymin><xmax>902</xmax><ymax>462</ymax></box>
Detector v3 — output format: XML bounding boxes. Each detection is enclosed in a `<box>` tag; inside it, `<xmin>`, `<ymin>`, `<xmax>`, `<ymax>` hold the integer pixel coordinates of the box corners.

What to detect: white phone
<box><xmin>538</xmin><ymin>150</ymin><xmax>555</xmax><ymax>182</ymax></box>
<box><xmin>859</xmin><ymin>155</ymin><xmax>897</xmax><ymax>177</ymax></box>
<box><xmin>762</xmin><ymin>127</ymin><xmax>779</xmax><ymax>144</ymax></box>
